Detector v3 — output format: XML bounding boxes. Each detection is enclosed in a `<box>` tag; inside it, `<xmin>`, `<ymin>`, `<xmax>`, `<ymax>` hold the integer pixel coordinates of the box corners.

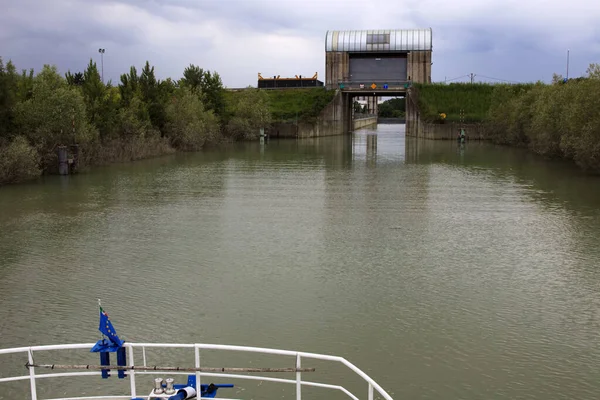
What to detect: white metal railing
<box><xmin>0</xmin><ymin>342</ymin><xmax>393</xmax><ymax>400</ymax></box>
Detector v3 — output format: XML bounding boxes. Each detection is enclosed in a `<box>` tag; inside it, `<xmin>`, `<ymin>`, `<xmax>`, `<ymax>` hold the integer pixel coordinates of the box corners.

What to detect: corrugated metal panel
<box><xmin>326</xmin><ymin>29</ymin><xmax>432</xmax><ymax>52</ymax></box>
<box><xmin>349</xmin><ymin>56</ymin><xmax>407</xmax><ymax>81</ymax></box>
<box><xmin>325</xmin><ymin>31</ymin><xmax>332</xmax><ymax>52</ymax></box>
<box><xmin>390</xmin><ymin>30</ymin><xmax>397</xmax><ymax>52</ymax></box>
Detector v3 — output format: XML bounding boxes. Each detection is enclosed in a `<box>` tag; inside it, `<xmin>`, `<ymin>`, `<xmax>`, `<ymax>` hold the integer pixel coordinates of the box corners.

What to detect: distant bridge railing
<box><xmin>353</xmin><ymin>112</ymin><xmax>378</xmax><ymax>120</ymax></box>
<box><xmin>338</xmin><ymin>80</ymin><xmax>412</xmax><ymax>91</ymax></box>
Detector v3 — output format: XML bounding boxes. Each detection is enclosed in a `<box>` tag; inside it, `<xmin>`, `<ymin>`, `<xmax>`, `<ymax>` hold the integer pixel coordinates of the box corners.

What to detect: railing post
<box><xmin>195</xmin><ymin>346</ymin><xmax>201</xmax><ymax>399</ymax></box>
<box><xmin>128</xmin><ymin>345</ymin><xmax>136</xmax><ymax>398</ymax></box>
<box><xmin>27</xmin><ymin>349</ymin><xmax>37</xmax><ymax>400</ymax></box>
<box><xmin>368</xmin><ymin>383</ymin><xmax>374</xmax><ymax>400</ymax></box>
<box><xmin>296</xmin><ymin>354</ymin><xmax>301</xmax><ymax>400</ymax></box>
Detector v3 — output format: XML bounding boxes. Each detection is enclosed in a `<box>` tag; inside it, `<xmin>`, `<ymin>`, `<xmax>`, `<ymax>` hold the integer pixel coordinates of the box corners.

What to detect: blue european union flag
<box><xmin>99</xmin><ymin>306</ymin><xmax>124</xmax><ymax>347</ymax></box>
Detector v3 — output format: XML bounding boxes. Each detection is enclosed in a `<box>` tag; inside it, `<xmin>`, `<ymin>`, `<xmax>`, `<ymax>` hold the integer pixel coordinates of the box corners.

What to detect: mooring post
<box><xmin>70</xmin><ymin>108</ymin><xmax>79</xmax><ymax>173</ymax></box>
<box><xmin>459</xmin><ymin>109</ymin><xmax>466</xmax><ymax>141</ymax></box>
<box><xmin>69</xmin><ymin>144</ymin><xmax>80</xmax><ymax>174</ymax></box>
<box><xmin>57</xmin><ymin>145</ymin><xmax>69</xmax><ymax>175</ymax></box>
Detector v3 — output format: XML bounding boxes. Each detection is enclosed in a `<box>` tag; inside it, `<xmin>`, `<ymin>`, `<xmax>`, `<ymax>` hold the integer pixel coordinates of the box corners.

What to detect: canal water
<box><xmin>1</xmin><ymin>124</ymin><xmax>600</xmax><ymax>399</ymax></box>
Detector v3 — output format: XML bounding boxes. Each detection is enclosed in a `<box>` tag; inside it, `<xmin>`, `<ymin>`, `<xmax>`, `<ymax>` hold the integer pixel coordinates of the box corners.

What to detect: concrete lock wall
<box><xmin>416</xmin><ymin>122</ymin><xmax>488</xmax><ymax>140</ymax></box>
<box><xmin>326</xmin><ymin>52</ymin><xmax>350</xmax><ymax>89</ymax></box>
<box><xmin>405</xmin><ymin>89</ymin><xmax>420</xmax><ymax>137</ymax></box>
<box><xmin>353</xmin><ymin>116</ymin><xmax>378</xmax><ymax>130</ymax></box>
<box><xmin>406</xmin><ymin>115</ymin><xmax>488</xmax><ymax>140</ymax></box>
<box><xmin>407</xmin><ymin>51</ymin><xmax>432</xmax><ymax>83</ymax></box>
<box><xmin>268</xmin><ymin>90</ymin><xmax>351</xmax><ymax>138</ymax></box>
<box><xmin>405</xmin><ymin>87</ymin><xmax>488</xmax><ymax>140</ymax></box>
<box><xmin>267</xmin><ymin>91</ymin><xmax>379</xmax><ymax>138</ymax></box>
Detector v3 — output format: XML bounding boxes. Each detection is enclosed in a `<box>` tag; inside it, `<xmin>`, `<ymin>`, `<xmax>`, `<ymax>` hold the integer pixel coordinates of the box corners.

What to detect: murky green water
<box><xmin>1</xmin><ymin>124</ymin><xmax>600</xmax><ymax>399</ymax></box>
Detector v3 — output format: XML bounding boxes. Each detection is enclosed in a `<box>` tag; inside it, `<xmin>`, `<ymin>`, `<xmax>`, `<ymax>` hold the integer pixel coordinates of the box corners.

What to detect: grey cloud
<box><xmin>1</xmin><ymin>0</ymin><xmax>599</xmax><ymax>87</ymax></box>
<box><xmin>6</xmin><ymin>23</ymin><xmax>141</xmax><ymax>49</ymax></box>
<box><xmin>109</xmin><ymin>0</ymin><xmax>303</xmax><ymax>31</ymax></box>
<box><xmin>434</xmin><ymin>46</ymin><xmax>570</xmax><ymax>84</ymax></box>
<box><xmin>1</xmin><ymin>1</ymin><xmax>145</xmax><ymax>79</ymax></box>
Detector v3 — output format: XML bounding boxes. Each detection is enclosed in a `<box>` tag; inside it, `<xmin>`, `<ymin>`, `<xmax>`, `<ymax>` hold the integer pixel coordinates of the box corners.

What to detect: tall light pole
<box><xmin>98</xmin><ymin>48</ymin><xmax>105</xmax><ymax>83</ymax></box>
<box><xmin>566</xmin><ymin>49</ymin><xmax>570</xmax><ymax>80</ymax></box>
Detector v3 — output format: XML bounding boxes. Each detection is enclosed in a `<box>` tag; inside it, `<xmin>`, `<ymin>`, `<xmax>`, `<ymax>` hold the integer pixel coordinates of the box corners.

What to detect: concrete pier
<box><xmin>353</xmin><ymin>116</ymin><xmax>378</xmax><ymax>130</ymax></box>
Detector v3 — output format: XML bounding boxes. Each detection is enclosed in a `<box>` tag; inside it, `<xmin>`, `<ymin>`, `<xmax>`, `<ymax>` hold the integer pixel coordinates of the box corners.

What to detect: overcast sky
<box><xmin>2</xmin><ymin>0</ymin><xmax>600</xmax><ymax>87</ymax></box>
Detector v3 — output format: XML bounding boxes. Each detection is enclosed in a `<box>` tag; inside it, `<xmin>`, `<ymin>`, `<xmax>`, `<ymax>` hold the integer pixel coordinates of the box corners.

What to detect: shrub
<box><xmin>0</xmin><ymin>136</ymin><xmax>41</xmax><ymax>184</ymax></box>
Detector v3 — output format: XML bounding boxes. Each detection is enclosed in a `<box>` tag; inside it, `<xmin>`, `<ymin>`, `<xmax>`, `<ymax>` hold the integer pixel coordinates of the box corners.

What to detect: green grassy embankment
<box><xmin>223</xmin><ymin>87</ymin><xmax>336</xmax><ymax>125</ymax></box>
<box><xmin>414</xmin><ymin>81</ymin><xmax>600</xmax><ymax>173</ymax></box>
<box><xmin>264</xmin><ymin>88</ymin><xmax>336</xmax><ymax>122</ymax></box>
<box><xmin>224</xmin><ymin>88</ymin><xmax>336</xmax><ymax>124</ymax></box>
<box><xmin>413</xmin><ymin>82</ymin><xmax>526</xmax><ymax>123</ymax></box>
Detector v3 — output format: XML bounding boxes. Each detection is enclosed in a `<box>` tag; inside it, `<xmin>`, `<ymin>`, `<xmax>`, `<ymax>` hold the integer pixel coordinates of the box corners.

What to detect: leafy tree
<box><xmin>0</xmin><ymin>135</ymin><xmax>40</xmax><ymax>184</ymax></box>
<box><xmin>117</xmin><ymin>96</ymin><xmax>152</xmax><ymax>138</ymax></box>
<box><xmin>180</xmin><ymin>64</ymin><xmax>204</xmax><ymax>95</ymax></box>
<box><xmin>164</xmin><ymin>87</ymin><xmax>220</xmax><ymax>150</ymax></box>
<box><xmin>32</xmin><ymin>64</ymin><xmax>65</xmax><ymax>92</ymax></box>
<box><xmin>119</xmin><ymin>66</ymin><xmax>139</xmax><ymax>107</ymax></box>
<box><xmin>161</xmin><ymin>77</ymin><xmax>178</xmax><ymax>94</ymax></box>
<box><xmin>81</xmin><ymin>60</ymin><xmax>105</xmax><ymax>123</ymax></box>
<box><xmin>139</xmin><ymin>61</ymin><xmax>158</xmax><ymax>103</ymax></box>
<box><xmin>65</xmin><ymin>71</ymin><xmax>85</xmax><ymax>86</ymax></box>
<box><xmin>0</xmin><ymin>58</ymin><xmax>20</xmax><ymax>139</ymax></box>
<box><xmin>551</xmin><ymin>73</ymin><xmax>564</xmax><ymax>84</ymax></box>
<box><xmin>180</xmin><ymin>64</ymin><xmax>225</xmax><ymax>118</ymax></box>
<box><xmin>378</xmin><ymin>97</ymin><xmax>405</xmax><ymax>118</ymax></box>
<box><xmin>139</xmin><ymin>61</ymin><xmax>168</xmax><ymax>131</ymax></box>
<box><xmin>78</xmin><ymin>60</ymin><xmax>121</xmax><ymax>139</ymax></box>
<box><xmin>17</xmin><ymin>68</ymin><xmax>34</xmax><ymax>102</ymax></box>
<box><xmin>586</xmin><ymin>63</ymin><xmax>600</xmax><ymax>79</ymax></box>
<box><xmin>14</xmin><ymin>64</ymin><xmax>96</xmax><ymax>169</ymax></box>
<box><xmin>224</xmin><ymin>87</ymin><xmax>271</xmax><ymax>140</ymax></box>
<box><xmin>201</xmin><ymin>70</ymin><xmax>225</xmax><ymax>118</ymax></box>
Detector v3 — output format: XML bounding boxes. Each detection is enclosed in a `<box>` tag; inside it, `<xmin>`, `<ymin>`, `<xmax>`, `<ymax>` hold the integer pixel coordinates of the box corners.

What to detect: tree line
<box><xmin>0</xmin><ymin>58</ymin><xmax>272</xmax><ymax>184</ymax></box>
<box><xmin>487</xmin><ymin>63</ymin><xmax>600</xmax><ymax>173</ymax></box>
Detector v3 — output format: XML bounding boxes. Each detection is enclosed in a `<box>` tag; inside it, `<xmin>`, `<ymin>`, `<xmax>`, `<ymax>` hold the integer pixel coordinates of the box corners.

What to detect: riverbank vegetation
<box><xmin>414</xmin><ymin>64</ymin><xmax>600</xmax><ymax>173</ymax></box>
<box><xmin>487</xmin><ymin>75</ymin><xmax>600</xmax><ymax>172</ymax></box>
<box><xmin>378</xmin><ymin>97</ymin><xmax>405</xmax><ymax>118</ymax></box>
<box><xmin>0</xmin><ymin>57</ymin><xmax>272</xmax><ymax>184</ymax></box>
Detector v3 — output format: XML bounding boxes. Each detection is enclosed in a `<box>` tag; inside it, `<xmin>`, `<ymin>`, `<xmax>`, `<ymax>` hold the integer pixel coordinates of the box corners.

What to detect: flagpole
<box><xmin>98</xmin><ymin>299</ymin><xmax>104</xmax><ymax>342</ymax></box>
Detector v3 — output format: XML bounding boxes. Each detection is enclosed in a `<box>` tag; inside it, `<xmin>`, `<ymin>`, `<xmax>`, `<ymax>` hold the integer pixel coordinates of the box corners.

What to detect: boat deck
<box><xmin>0</xmin><ymin>342</ymin><xmax>393</xmax><ymax>400</ymax></box>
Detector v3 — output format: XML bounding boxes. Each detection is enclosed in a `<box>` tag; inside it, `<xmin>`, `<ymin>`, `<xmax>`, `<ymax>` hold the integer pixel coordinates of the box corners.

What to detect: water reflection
<box><xmin>352</xmin><ymin>125</ymin><xmax>405</xmax><ymax>166</ymax></box>
<box><xmin>0</xmin><ymin>124</ymin><xmax>599</xmax><ymax>400</ymax></box>
<box><xmin>404</xmin><ymin>135</ymin><xmax>600</xmax><ymax>214</ymax></box>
